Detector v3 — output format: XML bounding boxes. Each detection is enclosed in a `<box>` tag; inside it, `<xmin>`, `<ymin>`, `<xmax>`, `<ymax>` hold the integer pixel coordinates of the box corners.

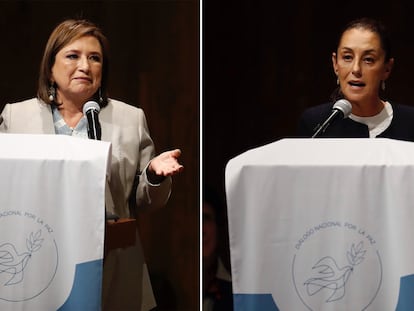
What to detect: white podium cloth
<box><xmin>225</xmin><ymin>138</ymin><xmax>414</xmax><ymax>311</ymax></box>
<box><xmin>0</xmin><ymin>134</ymin><xmax>111</xmax><ymax>310</ymax></box>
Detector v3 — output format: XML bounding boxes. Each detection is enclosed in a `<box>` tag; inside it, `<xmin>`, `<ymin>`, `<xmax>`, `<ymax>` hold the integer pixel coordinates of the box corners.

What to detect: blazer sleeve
<box><xmin>134</xmin><ymin>108</ymin><xmax>172</xmax><ymax>212</ymax></box>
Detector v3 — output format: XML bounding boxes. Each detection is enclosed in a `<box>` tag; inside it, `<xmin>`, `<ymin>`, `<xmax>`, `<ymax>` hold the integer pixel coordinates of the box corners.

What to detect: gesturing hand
<box><xmin>148</xmin><ymin>149</ymin><xmax>184</xmax><ymax>178</ymax></box>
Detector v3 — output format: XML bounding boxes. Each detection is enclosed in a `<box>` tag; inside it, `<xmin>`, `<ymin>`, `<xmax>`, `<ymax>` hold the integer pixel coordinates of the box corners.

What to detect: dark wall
<box><xmin>203</xmin><ymin>0</ymin><xmax>414</xmax><ymax>239</ymax></box>
<box><xmin>0</xmin><ymin>1</ymin><xmax>199</xmax><ymax>310</ymax></box>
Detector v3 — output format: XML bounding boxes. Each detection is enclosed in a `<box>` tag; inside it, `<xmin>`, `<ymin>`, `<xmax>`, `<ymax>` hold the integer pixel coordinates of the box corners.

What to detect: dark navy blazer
<box><xmin>297</xmin><ymin>102</ymin><xmax>414</xmax><ymax>142</ymax></box>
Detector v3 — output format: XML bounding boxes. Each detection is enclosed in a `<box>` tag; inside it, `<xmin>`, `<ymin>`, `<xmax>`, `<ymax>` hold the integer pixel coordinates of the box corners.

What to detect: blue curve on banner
<box><xmin>234</xmin><ymin>273</ymin><xmax>414</xmax><ymax>310</ymax></box>
<box><xmin>234</xmin><ymin>294</ymin><xmax>279</xmax><ymax>310</ymax></box>
<box><xmin>57</xmin><ymin>259</ymin><xmax>103</xmax><ymax>311</ymax></box>
<box><xmin>396</xmin><ymin>274</ymin><xmax>414</xmax><ymax>310</ymax></box>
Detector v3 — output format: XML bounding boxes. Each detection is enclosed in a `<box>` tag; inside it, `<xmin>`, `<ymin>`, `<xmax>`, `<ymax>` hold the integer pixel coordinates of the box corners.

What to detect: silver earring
<box><xmin>99</xmin><ymin>87</ymin><xmax>103</xmax><ymax>103</ymax></box>
<box><xmin>337</xmin><ymin>77</ymin><xmax>339</xmax><ymax>85</ymax></box>
<box><xmin>48</xmin><ymin>84</ymin><xmax>56</xmax><ymax>102</ymax></box>
<box><xmin>381</xmin><ymin>80</ymin><xmax>386</xmax><ymax>91</ymax></box>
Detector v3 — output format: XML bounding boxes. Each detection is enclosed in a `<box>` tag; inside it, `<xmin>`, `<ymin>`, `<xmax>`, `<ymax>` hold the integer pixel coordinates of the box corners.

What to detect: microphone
<box><xmin>83</xmin><ymin>101</ymin><xmax>101</xmax><ymax>140</ymax></box>
<box><xmin>312</xmin><ymin>99</ymin><xmax>352</xmax><ymax>138</ymax></box>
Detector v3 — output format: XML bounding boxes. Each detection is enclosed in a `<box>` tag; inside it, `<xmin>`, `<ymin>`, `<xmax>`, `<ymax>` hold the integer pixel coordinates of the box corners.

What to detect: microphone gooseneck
<box><xmin>83</xmin><ymin>101</ymin><xmax>101</xmax><ymax>140</ymax></box>
<box><xmin>312</xmin><ymin>99</ymin><xmax>352</xmax><ymax>138</ymax></box>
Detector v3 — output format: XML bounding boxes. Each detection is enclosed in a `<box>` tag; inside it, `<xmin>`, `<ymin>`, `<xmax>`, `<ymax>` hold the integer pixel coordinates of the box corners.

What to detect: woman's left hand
<box><xmin>148</xmin><ymin>148</ymin><xmax>184</xmax><ymax>177</ymax></box>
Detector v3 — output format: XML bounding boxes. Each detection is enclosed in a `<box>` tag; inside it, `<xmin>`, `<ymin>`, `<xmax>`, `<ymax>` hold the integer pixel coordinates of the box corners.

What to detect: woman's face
<box><xmin>332</xmin><ymin>28</ymin><xmax>393</xmax><ymax>105</ymax></box>
<box><xmin>51</xmin><ymin>35</ymin><xmax>103</xmax><ymax>105</ymax></box>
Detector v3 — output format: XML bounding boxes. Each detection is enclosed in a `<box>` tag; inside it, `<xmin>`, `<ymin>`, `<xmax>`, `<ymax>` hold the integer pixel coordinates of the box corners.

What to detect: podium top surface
<box><xmin>0</xmin><ymin>133</ymin><xmax>111</xmax><ymax>161</ymax></box>
<box><xmin>226</xmin><ymin>138</ymin><xmax>414</xmax><ymax>168</ymax></box>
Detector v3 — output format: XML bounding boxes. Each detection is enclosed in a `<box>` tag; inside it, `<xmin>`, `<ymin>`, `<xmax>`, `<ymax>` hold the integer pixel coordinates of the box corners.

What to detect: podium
<box><xmin>225</xmin><ymin>138</ymin><xmax>414</xmax><ymax>311</ymax></box>
<box><xmin>0</xmin><ymin>134</ymin><xmax>111</xmax><ymax>310</ymax></box>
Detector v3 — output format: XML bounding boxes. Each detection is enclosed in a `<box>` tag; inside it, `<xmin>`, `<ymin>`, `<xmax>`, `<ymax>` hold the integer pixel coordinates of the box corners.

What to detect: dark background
<box><xmin>203</xmin><ymin>0</ymin><xmax>414</xmax><ymax>270</ymax></box>
<box><xmin>0</xmin><ymin>1</ymin><xmax>198</xmax><ymax>311</ymax></box>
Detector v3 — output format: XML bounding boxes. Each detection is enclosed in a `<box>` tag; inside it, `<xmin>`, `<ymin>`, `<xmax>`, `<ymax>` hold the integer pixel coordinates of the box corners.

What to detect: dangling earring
<box><xmin>99</xmin><ymin>87</ymin><xmax>103</xmax><ymax>103</ymax></box>
<box><xmin>337</xmin><ymin>77</ymin><xmax>339</xmax><ymax>85</ymax></box>
<box><xmin>48</xmin><ymin>84</ymin><xmax>56</xmax><ymax>102</ymax></box>
<box><xmin>381</xmin><ymin>80</ymin><xmax>386</xmax><ymax>91</ymax></box>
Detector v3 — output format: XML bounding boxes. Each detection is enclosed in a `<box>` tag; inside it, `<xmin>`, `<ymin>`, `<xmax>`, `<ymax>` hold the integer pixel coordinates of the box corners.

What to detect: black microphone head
<box><xmin>333</xmin><ymin>99</ymin><xmax>352</xmax><ymax>118</ymax></box>
<box><xmin>83</xmin><ymin>100</ymin><xmax>102</xmax><ymax>140</ymax></box>
<box><xmin>83</xmin><ymin>101</ymin><xmax>100</xmax><ymax>115</ymax></box>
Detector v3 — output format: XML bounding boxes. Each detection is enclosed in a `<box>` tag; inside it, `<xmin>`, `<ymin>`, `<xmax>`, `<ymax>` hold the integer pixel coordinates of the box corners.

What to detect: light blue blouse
<box><xmin>52</xmin><ymin>105</ymin><xmax>88</xmax><ymax>138</ymax></box>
